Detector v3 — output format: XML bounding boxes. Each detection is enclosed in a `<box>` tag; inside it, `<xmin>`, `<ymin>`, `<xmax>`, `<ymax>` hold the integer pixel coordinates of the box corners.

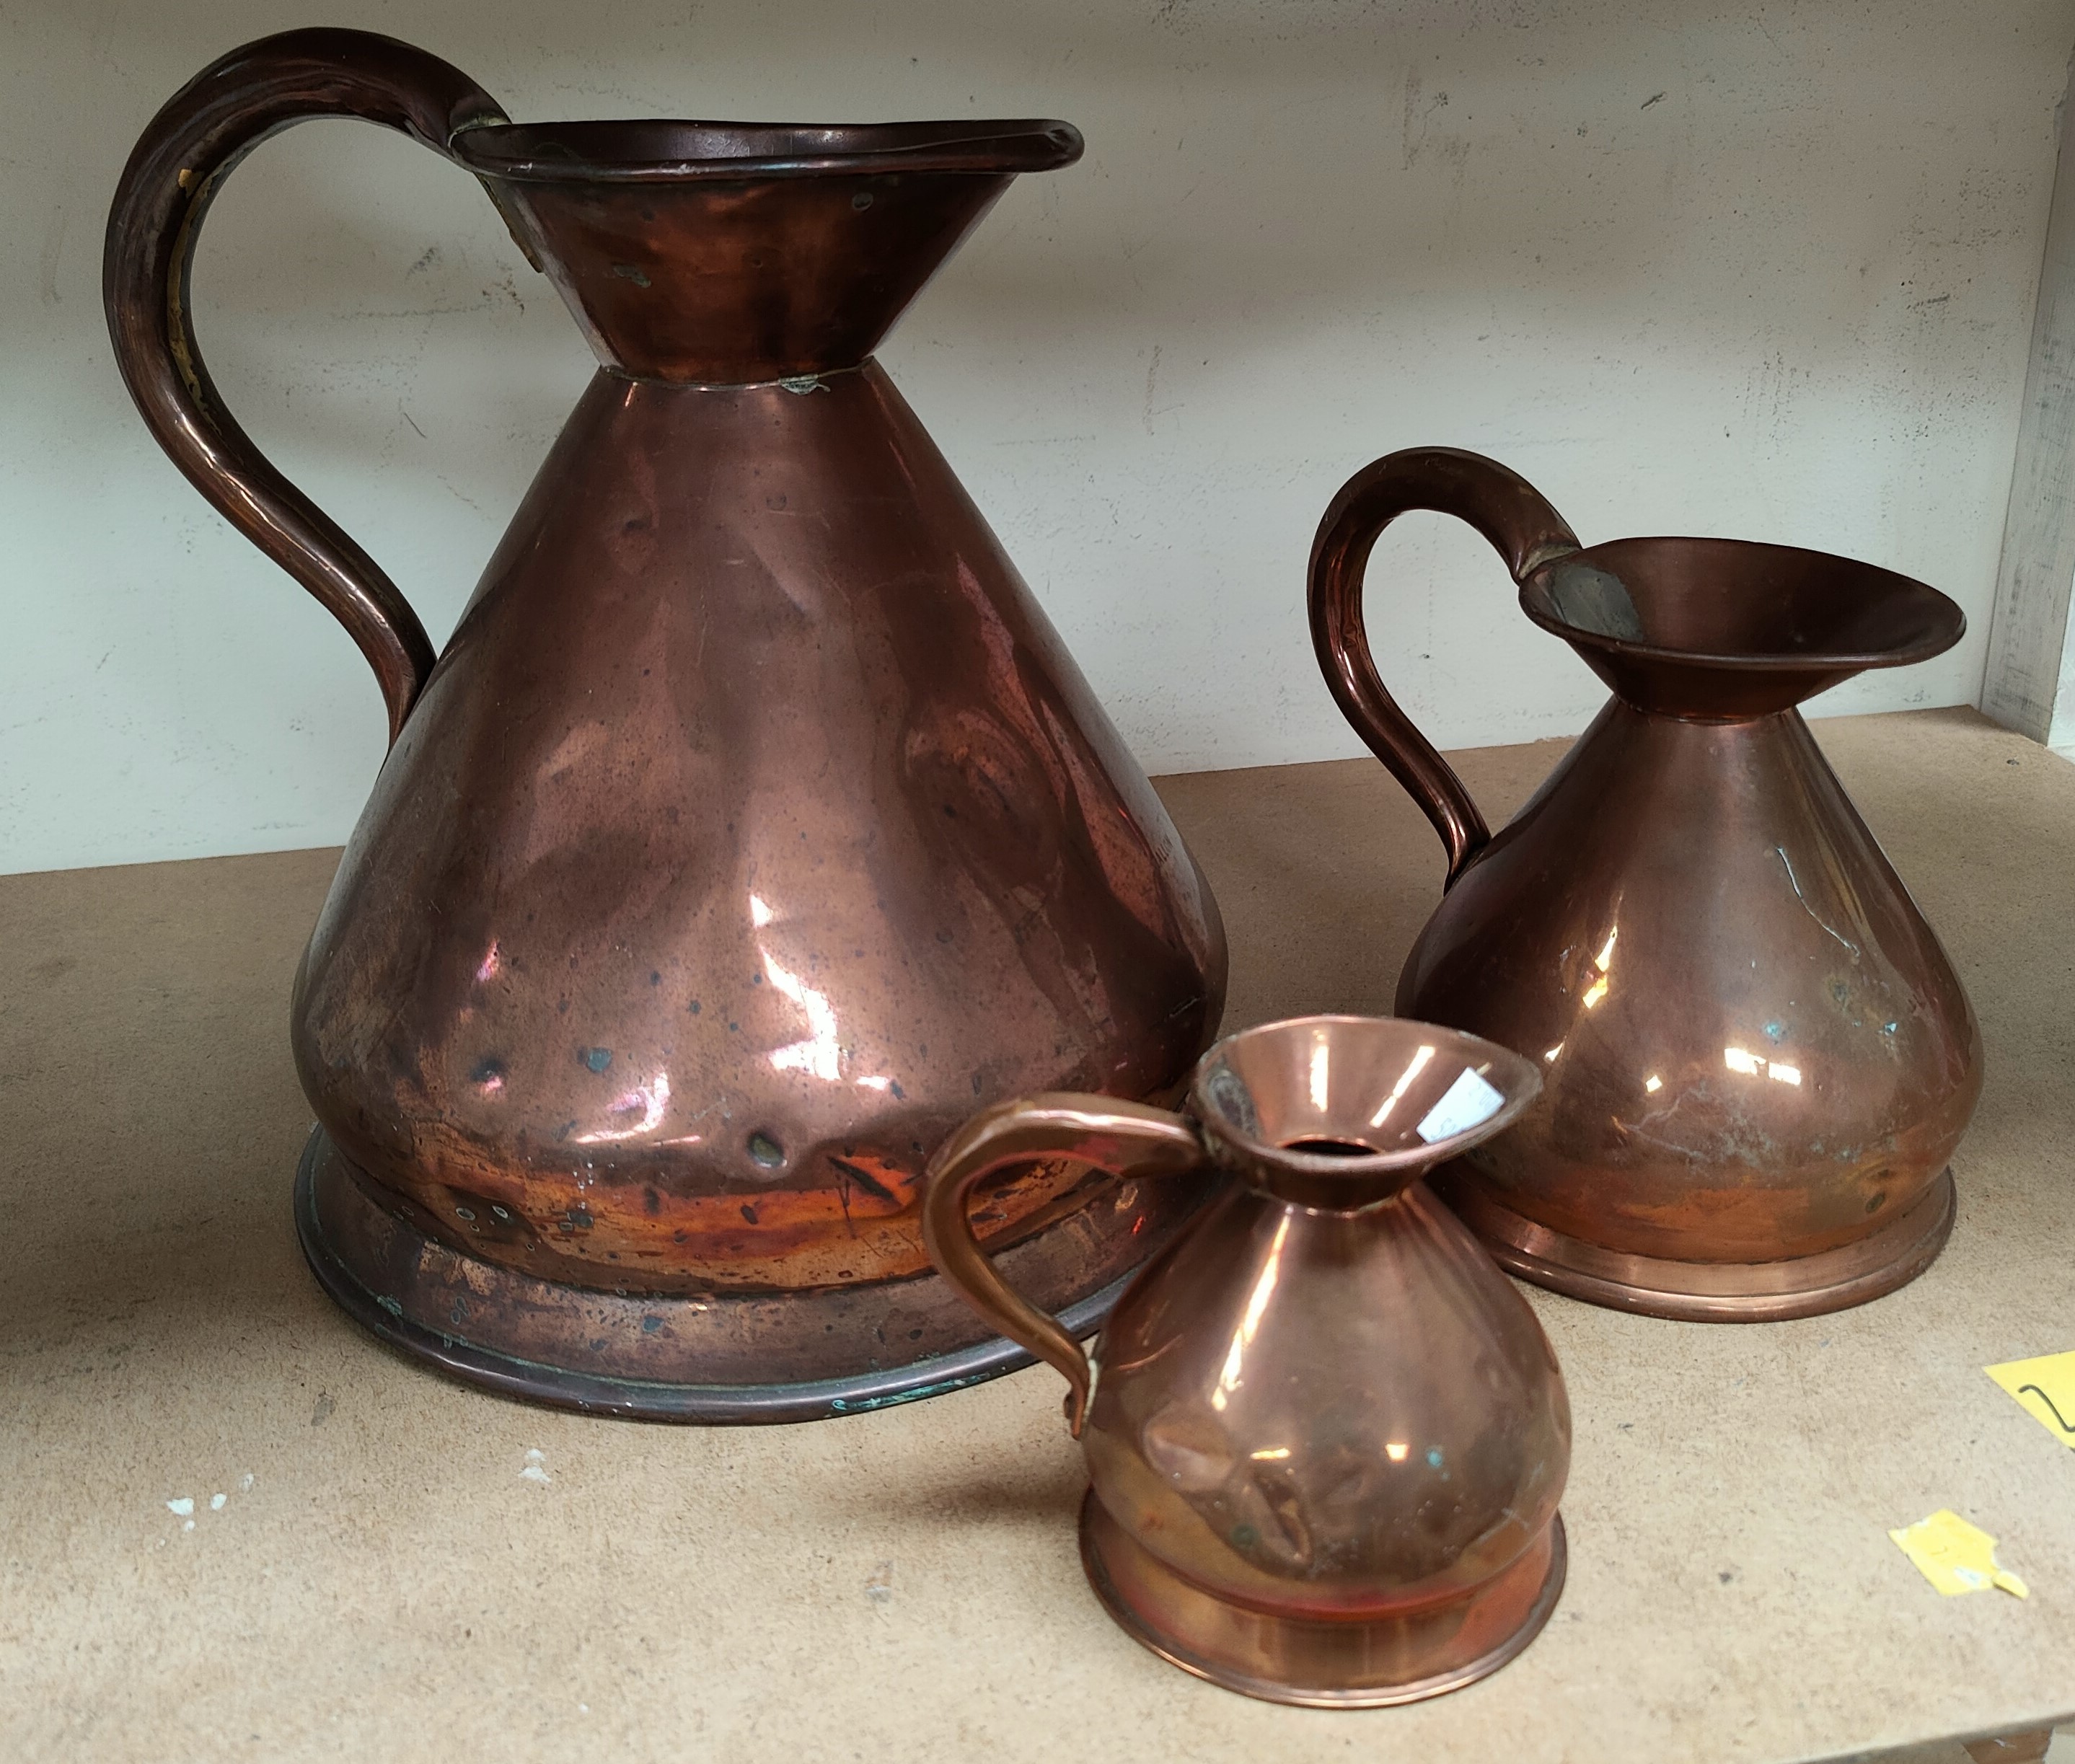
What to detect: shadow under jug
<box><xmin>1308</xmin><ymin>447</ymin><xmax>1982</xmax><ymax>1321</ymax></box>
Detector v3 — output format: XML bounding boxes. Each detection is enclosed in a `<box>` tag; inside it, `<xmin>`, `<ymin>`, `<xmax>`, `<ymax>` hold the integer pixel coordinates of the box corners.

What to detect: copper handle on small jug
<box><xmin>922</xmin><ymin>1096</ymin><xmax>1204</xmax><ymax>1437</ymax></box>
<box><xmin>103</xmin><ymin>29</ymin><xmax>509</xmax><ymax>744</ymax></box>
<box><xmin>1308</xmin><ymin>447</ymin><xmax>1582</xmax><ymax>886</ymax></box>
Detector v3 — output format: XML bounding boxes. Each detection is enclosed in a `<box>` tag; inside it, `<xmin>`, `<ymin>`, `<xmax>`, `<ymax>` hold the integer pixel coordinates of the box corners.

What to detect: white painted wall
<box><xmin>1985</xmin><ymin>34</ymin><xmax>2075</xmax><ymax>751</ymax></box>
<box><xmin>4</xmin><ymin>0</ymin><xmax>2070</xmax><ymax>873</ymax></box>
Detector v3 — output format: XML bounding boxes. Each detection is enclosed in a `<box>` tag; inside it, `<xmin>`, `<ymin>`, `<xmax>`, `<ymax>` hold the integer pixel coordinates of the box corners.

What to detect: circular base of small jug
<box><xmin>294</xmin><ymin>1128</ymin><xmax>1162</xmax><ymax>1424</ymax></box>
<box><xmin>1078</xmin><ymin>1491</ymin><xmax>1566</xmax><ymax>1708</ymax></box>
<box><xmin>1437</xmin><ymin>1167</ymin><xmax>1956</xmax><ymax>1323</ymax></box>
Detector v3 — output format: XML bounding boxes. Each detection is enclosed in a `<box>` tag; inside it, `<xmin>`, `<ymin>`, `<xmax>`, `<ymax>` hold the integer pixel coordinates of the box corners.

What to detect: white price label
<box><xmin>1415</xmin><ymin>1067</ymin><xmax>1505</xmax><ymax>1144</ymax></box>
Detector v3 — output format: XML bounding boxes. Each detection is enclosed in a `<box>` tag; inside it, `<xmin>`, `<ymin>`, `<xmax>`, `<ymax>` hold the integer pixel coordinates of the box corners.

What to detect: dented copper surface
<box><xmin>105</xmin><ymin>29</ymin><xmax>1225</xmax><ymax>1418</ymax></box>
<box><xmin>925</xmin><ymin>1016</ymin><xmax>1569</xmax><ymax>1706</ymax></box>
<box><xmin>1308</xmin><ymin>447</ymin><xmax>1982</xmax><ymax>1320</ymax></box>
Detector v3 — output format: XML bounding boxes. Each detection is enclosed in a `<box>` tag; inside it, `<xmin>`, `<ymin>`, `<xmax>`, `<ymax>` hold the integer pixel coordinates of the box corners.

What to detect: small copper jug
<box><xmin>1308</xmin><ymin>447</ymin><xmax>1983</xmax><ymax>1321</ymax></box>
<box><xmin>925</xmin><ymin>1016</ymin><xmax>1568</xmax><ymax>1707</ymax></box>
<box><xmin>105</xmin><ymin>30</ymin><xmax>1225</xmax><ymax>1420</ymax></box>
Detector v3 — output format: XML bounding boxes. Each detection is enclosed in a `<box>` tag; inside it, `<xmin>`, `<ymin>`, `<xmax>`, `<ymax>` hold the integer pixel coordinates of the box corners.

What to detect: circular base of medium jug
<box><xmin>1078</xmin><ymin>1491</ymin><xmax>1566</xmax><ymax>1708</ymax></box>
<box><xmin>293</xmin><ymin>1127</ymin><xmax>1170</xmax><ymax>1424</ymax></box>
<box><xmin>1437</xmin><ymin>1166</ymin><xmax>1955</xmax><ymax>1323</ymax></box>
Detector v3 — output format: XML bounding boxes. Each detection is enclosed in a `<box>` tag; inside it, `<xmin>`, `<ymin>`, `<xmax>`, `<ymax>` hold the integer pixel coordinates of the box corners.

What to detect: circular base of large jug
<box><xmin>293</xmin><ymin>1126</ymin><xmax>1185</xmax><ymax>1424</ymax></box>
<box><xmin>1437</xmin><ymin>1166</ymin><xmax>1956</xmax><ymax>1322</ymax></box>
<box><xmin>1078</xmin><ymin>1491</ymin><xmax>1565</xmax><ymax>1708</ymax></box>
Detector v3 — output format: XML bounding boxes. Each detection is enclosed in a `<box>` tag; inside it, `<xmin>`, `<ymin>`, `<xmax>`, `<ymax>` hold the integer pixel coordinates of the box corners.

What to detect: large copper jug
<box><xmin>924</xmin><ymin>1016</ymin><xmax>1568</xmax><ymax>1707</ymax></box>
<box><xmin>105</xmin><ymin>30</ymin><xmax>1225</xmax><ymax>1419</ymax></box>
<box><xmin>1308</xmin><ymin>448</ymin><xmax>1981</xmax><ymax>1322</ymax></box>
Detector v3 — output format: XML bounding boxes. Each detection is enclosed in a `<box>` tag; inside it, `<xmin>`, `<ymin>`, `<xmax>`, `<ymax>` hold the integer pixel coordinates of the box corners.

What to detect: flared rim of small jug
<box><xmin>1189</xmin><ymin>1015</ymin><xmax>1543</xmax><ymax>1204</ymax></box>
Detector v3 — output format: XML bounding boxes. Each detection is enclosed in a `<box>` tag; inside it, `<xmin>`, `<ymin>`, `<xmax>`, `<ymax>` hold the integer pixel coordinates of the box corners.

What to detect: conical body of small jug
<box><xmin>1080</xmin><ymin>1180</ymin><xmax>1568</xmax><ymax>1704</ymax></box>
<box><xmin>107</xmin><ymin>30</ymin><xmax>1225</xmax><ymax>1418</ymax></box>
<box><xmin>1310</xmin><ymin>449</ymin><xmax>1982</xmax><ymax>1322</ymax></box>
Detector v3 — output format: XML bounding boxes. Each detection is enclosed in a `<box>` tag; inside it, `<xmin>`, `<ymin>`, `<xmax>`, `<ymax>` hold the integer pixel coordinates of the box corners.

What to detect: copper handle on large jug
<box><xmin>104</xmin><ymin>30</ymin><xmax>511</xmax><ymax>743</ymax></box>
<box><xmin>1306</xmin><ymin>448</ymin><xmax>1581</xmax><ymax>885</ymax></box>
<box><xmin>922</xmin><ymin>1096</ymin><xmax>1203</xmax><ymax>1437</ymax></box>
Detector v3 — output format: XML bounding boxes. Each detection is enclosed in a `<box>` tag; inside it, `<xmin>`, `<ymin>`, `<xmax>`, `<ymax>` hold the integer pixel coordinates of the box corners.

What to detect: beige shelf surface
<box><xmin>2</xmin><ymin>707</ymin><xmax>2071</xmax><ymax>1762</ymax></box>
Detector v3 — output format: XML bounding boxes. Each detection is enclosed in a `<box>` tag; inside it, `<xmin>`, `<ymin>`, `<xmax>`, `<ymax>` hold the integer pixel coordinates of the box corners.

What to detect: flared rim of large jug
<box><xmin>450</xmin><ymin>116</ymin><xmax>1083</xmax><ymax>183</ymax></box>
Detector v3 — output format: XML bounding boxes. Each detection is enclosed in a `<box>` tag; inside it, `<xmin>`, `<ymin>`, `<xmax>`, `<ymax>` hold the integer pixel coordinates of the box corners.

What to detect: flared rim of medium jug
<box><xmin>1517</xmin><ymin>535</ymin><xmax>1965</xmax><ymax>716</ymax></box>
<box><xmin>1520</xmin><ymin>535</ymin><xmax>1965</xmax><ymax>673</ymax></box>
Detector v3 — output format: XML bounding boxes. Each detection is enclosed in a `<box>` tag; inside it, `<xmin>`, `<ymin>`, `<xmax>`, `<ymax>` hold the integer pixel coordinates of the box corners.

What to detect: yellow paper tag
<box><xmin>1889</xmin><ymin>1510</ymin><xmax>2028</xmax><ymax>1599</ymax></box>
<box><xmin>1986</xmin><ymin>1349</ymin><xmax>2075</xmax><ymax>1452</ymax></box>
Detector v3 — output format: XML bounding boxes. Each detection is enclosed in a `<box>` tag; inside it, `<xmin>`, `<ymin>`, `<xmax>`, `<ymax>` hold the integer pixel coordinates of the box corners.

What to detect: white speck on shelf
<box><xmin>865</xmin><ymin>1561</ymin><xmax>894</xmax><ymax>1607</ymax></box>
<box><xmin>520</xmin><ymin>1448</ymin><xmax>551</xmax><ymax>1485</ymax></box>
<box><xmin>182</xmin><ymin>1520</ymin><xmax>195</xmax><ymax>1532</ymax></box>
<box><xmin>578</xmin><ymin>1704</ymin><xmax>590</xmax><ymax>1714</ymax></box>
<box><xmin>210</xmin><ymin>1494</ymin><xmax>226</xmax><ymax>1511</ymax></box>
<box><xmin>239</xmin><ymin>1473</ymin><xmax>255</xmax><ymax>1492</ymax></box>
<box><xmin>167</xmin><ymin>1497</ymin><xmax>194</xmax><ymax>1517</ymax></box>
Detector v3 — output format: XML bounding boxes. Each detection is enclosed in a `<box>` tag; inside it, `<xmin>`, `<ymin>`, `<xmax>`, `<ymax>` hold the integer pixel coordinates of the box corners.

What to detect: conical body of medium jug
<box><xmin>106</xmin><ymin>31</ymin><xmax>1225</xmax><ymax>1419</ymax></box>
<box><xmin>1404</xmin><ymin>700</ymin><xmax>1981</xmax><ymax>1318</ymax></box>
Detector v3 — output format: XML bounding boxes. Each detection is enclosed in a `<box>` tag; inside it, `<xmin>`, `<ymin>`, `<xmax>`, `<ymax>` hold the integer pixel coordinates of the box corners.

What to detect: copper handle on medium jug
<box><xmin>922</xmin><ymin>1096</ymin><xmax>1205</xmax><ymax>1438</ymax></box>
<box><xmin>104</xmin><ymin>29</ymin><xmax>509</xmax><ymax>744</ymax></box>
<box><xmin>1308</xmin><ymin>448</ymin><xmax>1582</xmax><ymax>886</ymax></box>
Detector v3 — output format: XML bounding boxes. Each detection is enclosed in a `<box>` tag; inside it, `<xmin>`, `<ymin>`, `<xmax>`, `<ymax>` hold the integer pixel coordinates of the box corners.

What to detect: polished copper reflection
<box><xmin>925</xmin><ymin>1016</ymin><xmax>1569</xmax><ymax>1707</ymax></box>
<box><xmin>1309</xmin><ymin>447</ymin><xmax>1982</xmax><ymax>1320</ymax></box>
<box><xmin>105</xmin><ymin>30</ymin><xmax>1225</xmax><ymax>1419</ymax></box>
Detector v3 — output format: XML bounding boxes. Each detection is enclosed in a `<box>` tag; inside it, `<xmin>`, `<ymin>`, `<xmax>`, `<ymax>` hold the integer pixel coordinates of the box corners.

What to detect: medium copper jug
<box><xmin>105</xmin><ymin>30</ymin><xmax>1225</xmax><ymax>1420</ymax></box>
<box><xmin>1308</xmin><ymin>447</ymin><xmax>1981</xmax><ymax>1322</ymax></box>
<box><xmin>925</xmin><ymin>1016</ymin><xmax>1568</xmax><ymax>1707</ymax></box>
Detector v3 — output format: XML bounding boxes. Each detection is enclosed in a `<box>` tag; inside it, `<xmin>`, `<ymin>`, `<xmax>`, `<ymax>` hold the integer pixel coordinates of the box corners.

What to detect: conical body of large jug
<box><xmin>296</xmin><ymin>363</ymin><xmax>1225</xmax><ymax>1298</ymax></box>
<box><xmin>106</xmin><ymin>30</ymin><xmax>1225</xmax><ymax>1418</ymax></box>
